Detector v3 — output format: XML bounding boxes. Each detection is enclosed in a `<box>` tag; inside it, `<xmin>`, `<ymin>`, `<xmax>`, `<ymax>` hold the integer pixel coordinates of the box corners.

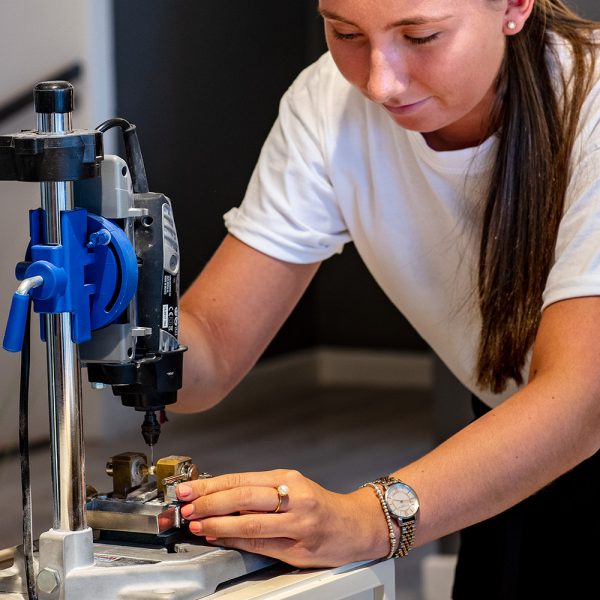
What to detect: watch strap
<box><xmin>373</xmin><ymin>475</ymin><xmax>403</xmax><ymax>488</ymax></box>
<box><xmin>373</xmin><ymin>476</ymin><xmax>418</xmax><ymax>558</ymax></box>
<box><xmin>393</xmin><ymin>520</ymin><xmax>416</xmax><ymax>558</ymax></box>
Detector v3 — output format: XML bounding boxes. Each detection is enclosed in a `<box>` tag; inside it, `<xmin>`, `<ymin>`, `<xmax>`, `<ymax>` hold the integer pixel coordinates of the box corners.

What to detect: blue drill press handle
<box><xmin>3</xmin><ymin>292</ymin><xmax>31</xmax><ymax>352</ymax></box>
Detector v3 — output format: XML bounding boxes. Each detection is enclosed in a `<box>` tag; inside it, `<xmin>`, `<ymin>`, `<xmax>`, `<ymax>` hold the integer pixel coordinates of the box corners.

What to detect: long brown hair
<box><xmin>477</xmin><ymin>1</ymin><xmax>599</xmax><ymax>393</ymax></box>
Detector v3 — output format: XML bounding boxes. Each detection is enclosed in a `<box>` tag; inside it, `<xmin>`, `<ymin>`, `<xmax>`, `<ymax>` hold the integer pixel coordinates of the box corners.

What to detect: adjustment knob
<box><xmin>34</xmin><ymin>81</ymin><xmax>74</xmax><ymax>114</ymax></box>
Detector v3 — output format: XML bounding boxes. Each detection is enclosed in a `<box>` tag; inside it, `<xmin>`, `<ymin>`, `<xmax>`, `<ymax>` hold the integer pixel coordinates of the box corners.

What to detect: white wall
<box><xmin>0</xmin><ymin>0</ymin><xmax>139</xmax><ymax>448</ymax></box>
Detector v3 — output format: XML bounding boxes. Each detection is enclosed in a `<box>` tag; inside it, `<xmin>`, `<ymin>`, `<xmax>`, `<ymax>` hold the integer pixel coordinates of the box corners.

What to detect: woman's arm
<box><xmin>390</xmin><ymin>295</ymin><xmax>600</xmax><ymax>546</ymax></box>
<box><xmin>172</xmin><ymin>233</ymin><xmax>320</xmax><ymax>413</ymax></box>
<box><xmin>175</xmin><ymin>296</ymin><xmax>600</xmax><ymax>567</ymax></box>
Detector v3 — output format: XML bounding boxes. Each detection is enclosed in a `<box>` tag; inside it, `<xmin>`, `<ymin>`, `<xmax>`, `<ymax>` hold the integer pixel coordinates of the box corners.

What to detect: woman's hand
<box><xmin>176</xmin><ymin>469</ymin><xmax>391</xmax><ymax>568</ymax></box>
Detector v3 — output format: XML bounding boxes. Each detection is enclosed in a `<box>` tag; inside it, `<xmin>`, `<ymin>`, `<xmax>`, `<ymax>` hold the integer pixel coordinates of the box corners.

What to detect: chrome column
<box><xmin>35</xmin><ymin>82</ymin><xmax>86</xmax><ymax>531</ymax></box>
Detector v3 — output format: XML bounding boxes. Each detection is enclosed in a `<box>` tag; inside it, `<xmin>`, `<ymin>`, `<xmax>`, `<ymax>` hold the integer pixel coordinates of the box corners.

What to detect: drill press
<box><xmin>0</xmin><ymin>81</ymin><xmax>273</xmax><ymax>600</ymax></box>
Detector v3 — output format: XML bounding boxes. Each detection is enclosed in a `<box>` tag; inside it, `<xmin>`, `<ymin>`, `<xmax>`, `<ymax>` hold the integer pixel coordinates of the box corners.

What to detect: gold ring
<box><xmin>273</xmin><ymin>484</ymin><xmax>289</xmax><ymax>513</ymax></box>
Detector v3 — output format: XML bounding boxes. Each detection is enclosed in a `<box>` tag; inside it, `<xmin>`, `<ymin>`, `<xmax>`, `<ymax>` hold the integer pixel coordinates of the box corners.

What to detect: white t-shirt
<box><xmin>224</xmin><ymin>43</ymin><xmax>600</xmax><ymax>408</ymax></box>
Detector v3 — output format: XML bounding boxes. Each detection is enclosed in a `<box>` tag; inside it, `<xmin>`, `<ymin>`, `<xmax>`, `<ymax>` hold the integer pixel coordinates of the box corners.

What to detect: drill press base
<box><xmin>0</xmin><ymin>534</ymin><xmax>276</xmax><ymax>600</ymax></box>
<box><xmin>0</xmin><ymin>542</ymin><xmax>395</xmax><ymax>600</ymax></box>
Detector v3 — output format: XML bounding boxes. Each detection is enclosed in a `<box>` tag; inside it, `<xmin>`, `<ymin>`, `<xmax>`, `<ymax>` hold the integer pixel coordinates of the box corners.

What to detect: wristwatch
<box><xmin>374</xmin><ymin>476</ymin><xmax>420</xmax><ymax>558</ymax></box>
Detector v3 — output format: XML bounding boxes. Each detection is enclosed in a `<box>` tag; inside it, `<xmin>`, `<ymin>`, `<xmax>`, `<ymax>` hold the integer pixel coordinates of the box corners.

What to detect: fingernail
<box><xmin>180</xmin><ymin>504</ymin><xmax>194</xmax><ymax>518</ymax></box>
<box><xmin>205</xmin><ymin>536</ymin><xmax>218</xmax><ymax>542</ymax></box>
<box><xmin>177</xmin><ymin>484</ymin><xmax>192</xmax><ymax>498</ymax></box>
<box><xmin>189</xmin><ymin>522</ymin><xmax>203</xmax><ymax>535</ymax></box>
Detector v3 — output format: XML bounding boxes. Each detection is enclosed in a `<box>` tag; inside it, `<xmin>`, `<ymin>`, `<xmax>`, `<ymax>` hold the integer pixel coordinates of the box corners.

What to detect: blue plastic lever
<box><xmin>3</xmin><ymin>293</ymin><xmax>31</xmax><ymax>352</ymax></box>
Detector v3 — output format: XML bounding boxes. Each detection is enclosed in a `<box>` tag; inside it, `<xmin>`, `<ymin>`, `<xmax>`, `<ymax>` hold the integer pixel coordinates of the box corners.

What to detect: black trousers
<box><xmin>452</xmin><ymin>396</ymin><xmax>599</xmax><ymax>600</ymax></box>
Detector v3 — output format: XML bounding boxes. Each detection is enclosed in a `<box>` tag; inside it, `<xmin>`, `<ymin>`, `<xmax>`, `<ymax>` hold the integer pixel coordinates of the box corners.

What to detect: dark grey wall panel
<box><xmin>114</xmin><ymin>2</ymin><xmax>321</xmax><ymax>288</ymax></box>
<box><xmin>570</xmin><ymin>0</ymin><xmax>600</xmax><ymax>20</ymax></box>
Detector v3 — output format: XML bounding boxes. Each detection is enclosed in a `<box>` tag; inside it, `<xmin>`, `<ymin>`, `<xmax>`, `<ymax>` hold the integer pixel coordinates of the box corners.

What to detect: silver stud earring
<box><xmin>506</xmin><ymin>20</ymin><xmax>517</xmax><ymax>31</ymax></box>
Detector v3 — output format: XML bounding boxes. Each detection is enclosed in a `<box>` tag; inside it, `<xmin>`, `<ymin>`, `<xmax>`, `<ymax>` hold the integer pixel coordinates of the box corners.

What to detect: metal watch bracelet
<box><xmin>395</xmin><ymin>520</ymin><xmax>416</xmax><ymax>558</ymax></box>
<box><xmin>373</xmin><ymin>476</ymin><xmax>418</xmax><ymax>559</ymax></box>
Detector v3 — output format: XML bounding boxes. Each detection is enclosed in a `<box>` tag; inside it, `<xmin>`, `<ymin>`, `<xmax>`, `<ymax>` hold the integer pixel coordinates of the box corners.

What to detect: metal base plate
<box><xmin>0</xmin><ymin>539</ymin><xmax>276</xmax><ymax>600</ymax></box>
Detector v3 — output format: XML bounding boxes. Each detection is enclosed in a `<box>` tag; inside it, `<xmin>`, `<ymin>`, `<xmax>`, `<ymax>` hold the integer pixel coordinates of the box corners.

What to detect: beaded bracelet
<box><xmin>361</xmin><ymin>481</ymin><xmax>397</xmax><ymax>560</ymax></box>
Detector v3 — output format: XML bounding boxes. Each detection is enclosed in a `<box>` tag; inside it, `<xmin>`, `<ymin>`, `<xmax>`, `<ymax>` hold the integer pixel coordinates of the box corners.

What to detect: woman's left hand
<box><xmin>176</xmin><ymin>468</ymin><xmax>389</xmax><ymax>568</ymax></box>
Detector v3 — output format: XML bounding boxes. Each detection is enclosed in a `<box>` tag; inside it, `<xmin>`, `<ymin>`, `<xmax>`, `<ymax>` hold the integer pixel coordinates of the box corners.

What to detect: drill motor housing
<box><xmin>78</xmin><ymin>156</ymin><xmax>186</xmax><ymax>444</ymax></box>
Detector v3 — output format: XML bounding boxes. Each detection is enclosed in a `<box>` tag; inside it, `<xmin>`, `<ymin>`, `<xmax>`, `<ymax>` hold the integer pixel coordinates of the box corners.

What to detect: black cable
<box><xmin>96</xmin><ymin>118</ymin><xmax>149</xmax><ymax>194</ymax></box>
<box><xmin>19</xmin><ymin>302</ymin><xmax>38</xmax><ymax>600</ymax></box>
<box><xmin>95</xmin><ymin>117</ymin><xmax>130</xmax><ymax>134</ymax></box>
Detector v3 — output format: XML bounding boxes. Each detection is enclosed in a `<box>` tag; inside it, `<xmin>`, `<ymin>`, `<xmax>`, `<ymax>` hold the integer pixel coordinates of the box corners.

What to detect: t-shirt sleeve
<box><xmin>542</xmin><ymin>141</ymin><xmax>600</xmax><ymax>310</ymax></box>
<box><xmin>224</xmin><ymin>59</ymin><xmax>351</xmax><ymax>264</ymax></box>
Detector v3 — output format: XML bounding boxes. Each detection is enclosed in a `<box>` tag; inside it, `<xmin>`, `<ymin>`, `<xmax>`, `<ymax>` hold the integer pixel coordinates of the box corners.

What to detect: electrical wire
<box><xmin>96</xmin><ymin>118</ymin><xmax>149</xmax><ymax>194</ymax></box>
<box><xmin>19</xmin><ymin>301</ymin><xmax>38</xmax><ymax>600</ymax></box>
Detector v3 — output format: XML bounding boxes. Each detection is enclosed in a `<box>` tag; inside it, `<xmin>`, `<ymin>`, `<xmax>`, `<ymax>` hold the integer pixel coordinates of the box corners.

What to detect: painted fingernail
<box><xmin>177</xmin><ymin>484</ymin><xmax>192</xmax><ymax>498</ymax></box>
<box><xmin>180</xmin><ymin>504</ymin><xmax>194</xmax><ymax>518</ymax></box>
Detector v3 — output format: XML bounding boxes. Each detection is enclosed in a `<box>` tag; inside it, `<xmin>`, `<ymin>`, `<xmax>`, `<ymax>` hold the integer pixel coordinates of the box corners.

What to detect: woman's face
<box><xmin>319</xmin><ymin>0</ymin><xmax>517</xmax><ymax>150</ymax></box>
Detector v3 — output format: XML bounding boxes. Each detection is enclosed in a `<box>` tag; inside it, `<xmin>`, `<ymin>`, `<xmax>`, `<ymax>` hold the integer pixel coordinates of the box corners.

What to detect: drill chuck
<box><xmin>141</xmin><ymin>411</ymin><xmax>161</xmax><ymax>447</ymax></box>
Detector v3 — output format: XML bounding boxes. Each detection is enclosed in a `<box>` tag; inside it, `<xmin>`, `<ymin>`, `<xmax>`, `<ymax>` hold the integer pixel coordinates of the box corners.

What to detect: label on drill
<box><xmin>163</xmin><ymin>273</ymin><xmax>172</xmax><ymax>296</ymax></box>
<box><xmin>162</xmin><ymin>272</ymin><xmax>178</xmax><ymax>338</ymax></box>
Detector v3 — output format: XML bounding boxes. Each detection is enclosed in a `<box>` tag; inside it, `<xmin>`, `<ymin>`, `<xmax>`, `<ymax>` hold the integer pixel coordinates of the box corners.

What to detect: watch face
<box><xmin>385</xmin><ymin>483</ymin><xmax>419</xmax><ymax>519</ymax></box>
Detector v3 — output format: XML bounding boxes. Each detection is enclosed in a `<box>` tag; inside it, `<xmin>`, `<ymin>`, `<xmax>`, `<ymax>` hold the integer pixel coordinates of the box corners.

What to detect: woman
<box><xmin>173</xmin><ymin>1</ymin><xmax>600</xmax><ymax>597</ymax></box>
